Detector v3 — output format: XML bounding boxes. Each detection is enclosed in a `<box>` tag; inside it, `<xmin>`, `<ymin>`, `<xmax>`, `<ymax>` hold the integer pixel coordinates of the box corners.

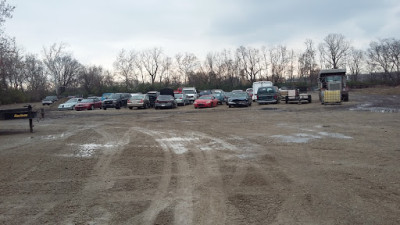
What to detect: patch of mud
<box><xmin>271</xmin><ymin>133</ymin><xmax>322</xmax><ymax>143</ymax></box>
<box><xmin>349</xmin><ymin>104</ymin><xmax>399</xmax><ymax>113</ymax></box>
<box><xmin>61</xmin><ymin>143</ymin><xmax>115</xmax><ymax>157</ymax></box>
<box><xmin>271</xmin><ymin>132</ymin><xmax>352</xmax><ymax>143</ymax></box>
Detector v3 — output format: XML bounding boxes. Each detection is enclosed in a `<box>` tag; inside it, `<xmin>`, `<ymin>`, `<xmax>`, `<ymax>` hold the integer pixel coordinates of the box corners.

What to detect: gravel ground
<box><xmin>1</xmin><ymin>87</ymin><xmax>399</xmax><ymax>225</ymax></box>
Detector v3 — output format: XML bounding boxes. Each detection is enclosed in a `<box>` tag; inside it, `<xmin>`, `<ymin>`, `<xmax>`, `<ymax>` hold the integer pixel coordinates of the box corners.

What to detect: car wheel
<box><xmin>308</xmin><ymin>95</ymin><xmax>312</xmax><ymax>103</ymax></box>
<box><xmin>229</xmin><ymin>105</ymin><xmax>232</xmax><ymax>108</ymax></box>
<box><xmin>285</xmin><ymin>96</ymin><xmax>289</xmax><ymax>104</ymax></box>
<box><xmin>103</xmin><ymin>107</ymin><xmax>107</xmax><ymax>110</ymax></box>
<box><xmin>129</xmin><ymin>107</ymin><xmax>133</xmax><ymax>110</ymax></box>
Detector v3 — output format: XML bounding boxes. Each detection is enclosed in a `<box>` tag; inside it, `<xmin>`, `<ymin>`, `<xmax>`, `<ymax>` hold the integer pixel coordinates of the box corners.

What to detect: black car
<box><xmin>102</xmin><ymin>93</ymin><xmax>130</xmax><ymax>110</ymax></box>
<box><xmin>227</xmin><ymin>92</ymin><xmax>252</xmax><ymax>108</ymax></box>
<box><xmin>257</xmin><ymin>86</ymin><xmax>281</xmax><ymax>104</ymax></box>
<box><xmin>155</xmin><ymin>95</ymin><xmax>177</xmax><ymax>109</ymax></box>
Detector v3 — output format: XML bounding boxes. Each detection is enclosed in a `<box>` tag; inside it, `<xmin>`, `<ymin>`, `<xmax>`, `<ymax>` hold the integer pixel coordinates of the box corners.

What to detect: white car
<box><xmin>58</xmin><ymin>98</ymin><xmax>83</xmax><ymax>110</ymax></box>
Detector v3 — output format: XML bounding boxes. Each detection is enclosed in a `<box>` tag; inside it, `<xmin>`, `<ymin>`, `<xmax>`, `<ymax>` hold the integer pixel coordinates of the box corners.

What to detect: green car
<box><xmin>212</xmin><ymin>93</ymin><xmax>225</xmax><ymax>105</ymax></box>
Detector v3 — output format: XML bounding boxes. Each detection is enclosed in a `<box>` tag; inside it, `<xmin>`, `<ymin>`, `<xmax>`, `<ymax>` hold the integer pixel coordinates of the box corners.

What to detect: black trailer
<box><xmin>0</xmin><ymin>105</ymin><xmax>38</xmax><ymax>133</ymax></box>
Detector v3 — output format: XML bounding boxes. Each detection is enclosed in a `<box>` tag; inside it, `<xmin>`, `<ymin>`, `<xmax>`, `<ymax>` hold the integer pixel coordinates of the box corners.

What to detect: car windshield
<box><xmin>109</xmin><ymin>94</ymin><xmax>121</xmax><ymax>99</ymax></box>
<box><xmin>131</xmin><ymin>95</ymin><xmax>145</xmax><ymax>100</ymax></box>
<box><xmin>158</xmin><ymin>95</ymin><xmax>173</xmax><ymax>100</ymax></box>
<box><xmin>66</xmin><ymin>98</ymin><xmax>80</xmax><ymax>103</ymax></box>
<box><xmin>102</xmin><ymin>93</ymin><xmax>112</xmax><ymax>98</ymax></box>
<box><xmin>258</xmin><ymin>87</ymin><xmax>275</xmax><ymax>94</ymax></box>
<box><xmin>183</xmin><ymin>90</ymin><xmax>195</xmax><ymax>94</ymax></box>
<box><xmin>213</xmin><ymin>94</ymin><xmax>221</xmax><ymax>98</ymax></box>
<box><xmin>174</xmin><ymin>94</ymin><xmax>183</xmax><ymax>98</ymax></box>
<box><xmin>233</xmin><ymin>93</ymin><xmax>247</xmax><ymax>98</ymax></box>
<box><xmin>199</xmin><ymin>96</ymin><xmax>213</xmax><ymax>99</ymax></box>
<box><xmin>81</xmin><ymin>99</ymin><xmax>94</xmax><ymax>103</ymax></box>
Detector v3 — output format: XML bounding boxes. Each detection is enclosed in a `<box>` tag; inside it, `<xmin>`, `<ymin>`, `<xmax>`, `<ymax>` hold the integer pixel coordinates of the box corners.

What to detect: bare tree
<box><xmin>23</xmin><ymin>54</ymin><xmax>48</xmax><ymax>100</ymax></box>
<box><xmin>298</xmin><ymin>39</ymin><xmax>318</xmax><ymax>84</ymax></box>
<box><xmin>260</xmin><ymin>46</ymin><xmax>270</xmax><ymax>79</ymax></box>
<box><xmin>367</xmin><ymin>41</ymin><xmax>389</xmax><ymax>73</ymax></box>
<box><xmin>287</xmin><ymin>49</ymin><xmax>296</xmax><ymax>82</ymax></box>
<box><xmin>113</xmin><ymin>49</ymin><xmax>137</xmax><ymax>90</ymax></box>
<box><xmin>236</xmin><ymin>46</ymin><xmax>262</xmax><ymax>83</ymax></box>
<box><xmin>0</xmin><ymin>0</ymin><xmax>14</xmax><ymax>34</ymax></box>
<box><xmin>42</xmin><ymin>43</ymin><xmax>82</xmax><ymax>95</ymax></box>
<box><xmin>269</xmin><ymin>45</ymin><xmax>289</xmax><ymax>83</ymax></box>
<box><xmin>159</xmin><ymin>56</ymin><xmax>172</xmax><ymax>84</ymax></box>
<box><xmin>141</xmin><ymin>47</ymin><xmax>162</xmax><ymax>85</ymax></box>
<box><xmin>367</xmin><ymin>38</ymin><xmax>400</xmax><ymax>82</ymax></box>
<box><xmin>79</xmin><ymin>65</ymin><xmax>104</xmax><ymax>95</ymax></box>
<box><xmin>348</xmin><ymin>47</ymin><xmax>364</xmax><ymax>81</ymax></box>
<box><xmin>175</xmin><ymin>52</ymin><xmax>198</xmax><ymax>84</ymax></box>
<box><xmin>0</xmin><ymin>36</ymin><xmax>23</xmax><ymax>90</ymax></box>
<box><xmin>318</xmin><ymin>33</ymin><xmax>350</xmax><ymax>69</ymax></box>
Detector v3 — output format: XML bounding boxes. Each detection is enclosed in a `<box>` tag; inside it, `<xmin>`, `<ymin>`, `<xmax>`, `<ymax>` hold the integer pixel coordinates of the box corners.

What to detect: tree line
<box><xmin>1</xmin><ymin>2</ymin><xmax>400</xmax><ymax>104</ymax></box>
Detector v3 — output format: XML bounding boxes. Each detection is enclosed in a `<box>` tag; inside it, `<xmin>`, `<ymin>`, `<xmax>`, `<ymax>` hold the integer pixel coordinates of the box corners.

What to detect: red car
<box><xmin>75</xmin><ymin>98</ymin><xmax>102</xmax><ymax>111</ymax></box>
<box><xmin>194</xmin><ymin>95</ymin><xmax>218</xmax><ymax>108</ymax></box>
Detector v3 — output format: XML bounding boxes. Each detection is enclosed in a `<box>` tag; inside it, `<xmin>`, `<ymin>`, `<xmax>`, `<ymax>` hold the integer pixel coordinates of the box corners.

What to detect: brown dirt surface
<box><xmin>1</xmin><ymin>88</ymin><xmax>400</xmax><ymax>224</ymax></box>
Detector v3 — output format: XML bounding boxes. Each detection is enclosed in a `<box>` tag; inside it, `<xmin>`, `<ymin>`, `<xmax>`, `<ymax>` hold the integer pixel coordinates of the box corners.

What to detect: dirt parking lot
<box><xmin>1</xmin><ymin>87</ymin><xmax>400</xmax><ymax>225</ymax></box>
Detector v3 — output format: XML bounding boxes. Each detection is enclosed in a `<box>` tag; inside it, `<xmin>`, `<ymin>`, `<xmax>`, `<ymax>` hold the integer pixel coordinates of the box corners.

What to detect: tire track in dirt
<box><xmin>126</xmin><ymin>128</ymin><xmax>232</xmax><ymax>225</ymax></box>
<box><xmin>60</xmin><ymin>126</ymin><xmax>137</xmax><ymax>224</ymax></box>
<box><xmin>127</xmin><ymin>128</ymin><xmax>174</xmax><ymax>225</ymax></box>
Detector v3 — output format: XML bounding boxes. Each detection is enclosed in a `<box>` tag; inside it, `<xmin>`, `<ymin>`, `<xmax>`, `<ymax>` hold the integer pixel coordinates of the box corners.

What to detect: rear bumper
<box><xmin>127</xmin><ymin>103</ymin><xmax>145</xmax><ymax>107</ymax></box>
<box><xmin>257</xmin><ymin>99</ymin><xmax>278</xmax><ymax>104</ymax></box>
<box><xmin>155</xmin><ymin>102</ymin><xmax>174</xmax><ymax>108</ymax></box>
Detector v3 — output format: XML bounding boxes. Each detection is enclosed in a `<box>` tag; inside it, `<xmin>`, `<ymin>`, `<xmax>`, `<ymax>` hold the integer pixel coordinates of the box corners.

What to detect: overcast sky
<box><xmin>5</xmin><ymin>0</ymin><xmax>400</xmax><ymax>70</ymax></box>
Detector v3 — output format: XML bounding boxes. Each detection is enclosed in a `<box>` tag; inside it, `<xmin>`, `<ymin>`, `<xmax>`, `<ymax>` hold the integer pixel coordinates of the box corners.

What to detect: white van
<box><xmin>182</xmin><ymin>87</ymin><xmax>198</xmax><ymax>103</ymax></box>
<box><xmin>252</xmin><ymin>81</ymin><xmax>273</xmax><ymax>101</ymax></box>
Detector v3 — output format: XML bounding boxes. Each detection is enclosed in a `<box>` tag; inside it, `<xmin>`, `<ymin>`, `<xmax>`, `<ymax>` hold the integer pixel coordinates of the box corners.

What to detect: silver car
<box><xmin>174</xmin><ymin>93</ymin><xmax>190</xmax><ymax>106</ymax></box>
<box><xmin>127</xmin><ymin>94</ymin><xmax>150</xmax><ymax>109</ymax></box>
<box><xmin>58</xmin><ymin>98</ymin><xmax>83</xmax><ymax>110</ymax></box>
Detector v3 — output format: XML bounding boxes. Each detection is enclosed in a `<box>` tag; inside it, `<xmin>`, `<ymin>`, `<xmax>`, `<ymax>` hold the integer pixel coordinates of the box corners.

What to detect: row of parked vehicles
<box><xmin>42</xmin><ymin>86</ymin><xmax>282</xmax><ymax>111</ymax></box>
<box><xmin>42</xmin><ymin>69</ymin><xmax>349</xmax><ymax>111</ymax></box>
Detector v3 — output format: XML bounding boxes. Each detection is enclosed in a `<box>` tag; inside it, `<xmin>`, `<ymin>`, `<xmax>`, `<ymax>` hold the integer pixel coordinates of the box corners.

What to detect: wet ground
<box><xmin>0</xmin><ymin>87</ymin><xmax>399</xmax><ymax>225</ymax></box>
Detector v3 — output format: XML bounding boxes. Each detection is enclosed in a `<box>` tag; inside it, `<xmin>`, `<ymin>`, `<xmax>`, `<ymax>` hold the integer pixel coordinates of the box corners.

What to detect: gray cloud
<box><xmin>5</xmin><ymin>0</ymin><xmax>400</xmax><ymax>68</ymax></box>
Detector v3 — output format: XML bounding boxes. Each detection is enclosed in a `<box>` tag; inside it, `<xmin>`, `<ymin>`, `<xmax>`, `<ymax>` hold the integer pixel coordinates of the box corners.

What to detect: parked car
<box><xmin>211</xmin><ymin>89</ymin><xmax>224</xmax><ymax>94</ymax></box>
<box><xmin>194</xmin><ymin>95</ymin><xmax>218</xmax><ymax>108</ymax></box>
<box><xmin>102</xmin><ymin>93</ymin><xmax>130</xmax><ymax>110</ymax></box>
<box><xmin>174</xmin><ymin>93</ymin><xmax>190</xmax><ymax>106</ymax></box>
<box><xmin>212</xmin><ymin>93</ymin><xmax>225</xmax><ymax>105</ymax></box>
<box><xmin>182</xmin><ymin>87</ymin><xmax>198</xmax><ymax>103</ymax></box>
<box><xmin>224</xmin><ymin>92</ymin><xmax>233</xmax><ymax>105</ymax></box>
<box><xmin>232</xmin><ymin>90</ymin><xmax>244</xmax><ymax>93</ymax></box>
<box><xmin>199</xmin><ymin>90</ymin><xmax>212</xmax><ymax>97</ymax></box>
<box><xmin>155</xmin><ymin>95</ymin><xmax>177</xmax><ymax>109</ymax></box>
<box><xmin>127</xmin><ymin>94</ymin><xmax>151</xmax><ymax>109</ymax></box>
<box><xmin>257</xmin><ymin>86</ymin><xmax>281</xmax><ymax>104</ymax></box>
<box><xmin>101</xmin><ymin>93</ymin><xmax>112</xmax><ymax>101</ymax></box>
<box><xmin>58</xmin><ymin>98</ymin><xmax>83</xmax><ymax>110</ymax></box>
<box><xmin>227</xmin><ymin>92</ymin><xmax>252</xmax><ymax>108</ymax></box>
<box><xmin>75</xmin><ymin>98</ymin><xmax>102</xmax><ymax>111</ymax></box>
<box><xmin>42</xmin><ymin>96</ymin><xmax>58</xmax><ymax>105</ymax></box>
<box><xmin>147</xmin><ymin>91</ymin><xmax>160</xmax><ymax>108</ymax></box>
